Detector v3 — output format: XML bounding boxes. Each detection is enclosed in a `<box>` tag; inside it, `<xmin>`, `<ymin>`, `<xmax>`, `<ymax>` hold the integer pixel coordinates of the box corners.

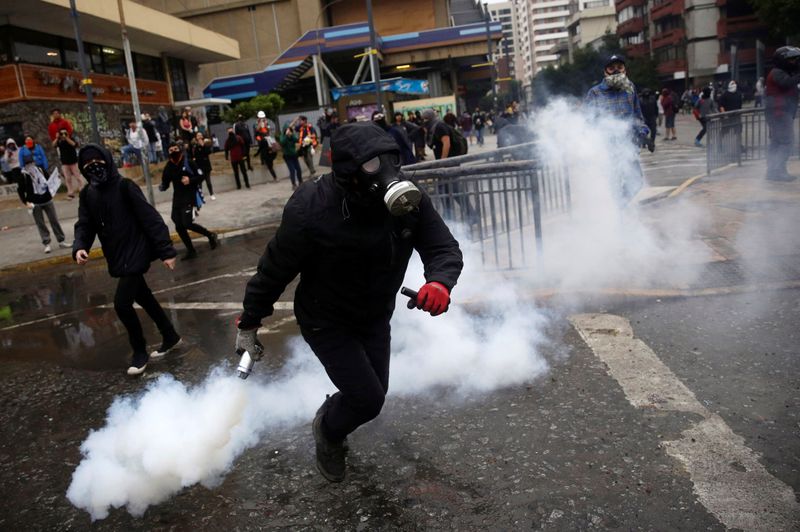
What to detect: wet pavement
<box><xmin>1</xmin><ymin>217</ymin><xmax>798</xmax><ymax>530</ymax></box>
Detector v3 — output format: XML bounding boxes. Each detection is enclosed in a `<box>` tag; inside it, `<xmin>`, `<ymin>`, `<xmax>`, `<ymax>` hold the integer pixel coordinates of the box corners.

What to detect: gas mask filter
<box><xmin>357</xmin><ymin>152</ymin><xmax>421</xmax><ymax>216</ymax></box>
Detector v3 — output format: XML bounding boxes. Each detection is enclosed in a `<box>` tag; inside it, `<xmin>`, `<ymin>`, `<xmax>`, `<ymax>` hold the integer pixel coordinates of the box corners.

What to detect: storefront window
<box><xmin>101</xmin><ymin>46</ymin><xmax>126</xmax><ymax>76</ymax></box>
<box><xmin>134</xmin><ymin>53</ymin><xmax>165</xmax><ymax>81</ymax></box>
<box><xmin>11</xmin><ymin>27</ymin><xmax>61</xmax><ymax>67</ymax></box>
<box><xmin>168</xmin><ymin>57</ymin><xmax>189</xmax><ymax>101</ymax></box>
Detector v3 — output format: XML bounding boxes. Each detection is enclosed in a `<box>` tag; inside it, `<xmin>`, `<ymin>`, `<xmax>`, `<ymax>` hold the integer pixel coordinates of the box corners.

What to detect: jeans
<box><xmin>475</xmin><ymin>127</ymin><xmax>484</xmax><ymax>145</ymax></box>
<box><xmin>301</xmin><ymin>320</ymin><xmax>391</xmax><ymax>442</ymax></box>
<box><xmin>148</xmin><ymin>142</ymin><xmax>158</xmax><ymax>162</ymax></box>
<box><xmin>696</xmin><ymin>118</ymin><xmax>708</xmax><ymax>142</ymax></box>
<box><xmin>231</xmin><ymin>160</ymin><xmax>250</xmax><ymax>189</ymax></box>
<box><xmin>302</xmin><ymin>149</ymin><xmax>316</xmax><ymax>175</ymax></box>
<box><xmin>121</xmin><ymin>145</ymin><xmax>142</xmax><ymax>164</ymax></box>
<box><xmin>285</xmin><ymin>156</ymin><xmax>302</xmax><ymax>187</ymax></box>
<box><xmin>32</xmin><ymin>201</ymin><xmax>65</xmax><ymax>245</ymax></box>
<box><xmin>114</xmin><ymin>274</ymin><xmax>175</xmax><ymax>354</ymax></box>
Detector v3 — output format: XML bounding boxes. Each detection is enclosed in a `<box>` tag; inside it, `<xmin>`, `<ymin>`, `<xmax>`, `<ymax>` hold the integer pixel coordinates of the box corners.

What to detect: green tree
<box><xmin>222</xmin><ymin>93</ymin><xmax>285</xmax><ymax>124</ymax></box>
<box><xmin>748</xmin><ymin>0</ymin><xmax>800</xmax><ymax>41</ymax></box>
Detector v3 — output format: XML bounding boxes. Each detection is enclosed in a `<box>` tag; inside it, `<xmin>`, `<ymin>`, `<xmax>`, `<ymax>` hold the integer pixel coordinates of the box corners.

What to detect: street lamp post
<box><xmin>484</xmin><ymin>3</ymin><xmax>497</xmax><ymax>111</ymax></box>
<box><xmin>68</xmin><ymin>0</ymin><xmax>100</xmax><ymax>145</ymax></box>
<box><xmin>117</xmin><ymin>0</ymin><xmax>154</xmax><ymax>205</ymax></box>
<box><xmin>366</xmin><ymin>0</ymin><xmax>383</xmax><ymax>112</ymax></box>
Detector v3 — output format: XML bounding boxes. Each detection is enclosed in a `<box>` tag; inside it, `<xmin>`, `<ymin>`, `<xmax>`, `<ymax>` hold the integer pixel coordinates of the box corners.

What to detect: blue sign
<box><xmin>331</xmin><ymin>78</ymin><xmax>429</xmax><ymax>101</ymax></box>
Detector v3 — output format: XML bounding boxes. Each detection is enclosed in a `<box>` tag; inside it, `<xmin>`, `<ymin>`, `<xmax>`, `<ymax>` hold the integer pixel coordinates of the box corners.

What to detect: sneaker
<box><xmin>210</xmin><ymin>195</ymin><xmax>216</xmax><ymax>200</ymax></box>
<box><xmin>127</xmin><ymin>351</ymin><xmax>149</xmax><ymax>375</ymax></box>
<box><xmin>312</xmin><ymin>398</ymin><xmax>346</xmax><ymax>482</ymax></box>
<box><xmin>58</xmin><ymin>241</ymin><xmax>71</xmax><ymax>249</ymax></box>
<box><xmin>209</xmin><ymin>232</ymin><xmax>218</xmax><ymax>250</ymax></box>
<box><xmin>43</xmin><ymin>244</ymin><xmax>51</xmax><ymax>254</ymax></box>
<box><xmin>694</xmin><ymin>140</ymin><xmax>703</xmax><ymax>148</ymax></box>
<box><xmin>181</xmin><ymin>250</ymin><xmax>198</xmax><ymax>261</ymax></box>
<box><xmin>150</xmin><ymin>333</ymin><xmax>182</xmax><ymax>359</ymax></box>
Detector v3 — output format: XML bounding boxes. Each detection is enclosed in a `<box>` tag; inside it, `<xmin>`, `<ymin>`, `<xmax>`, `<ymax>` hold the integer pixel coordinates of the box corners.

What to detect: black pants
<box><xmin>262</xmin><ymin>151</ymin><xmax>277</xmax><ymax>180</ymax></box>
<box><xmin>200</xmin><ymin>165</ymin><xmax>213</xmax><ymax>195</ymax></box>
<box><xmin>172</xmin><ymin>206</ymin><xmax>212</xmax><ymax>253</ymax></box>
<box><xmin>231</xmin><ymin>161</ymin><xmax>250</xmax><ymax>189</ymax></box>
<box><xmin>696</xmin><ymin>117</ymin><xmax>708</xmax><ymax>141</ymax></box>
<box><xmin>301</xmin><ymin>320</ymin><xmax>391</xmax><ymax>442</ymax></box>
<box><xmin>114</xmin><ymin>274</ymin><xmax>175</xmax><ymax>354</ymax></box>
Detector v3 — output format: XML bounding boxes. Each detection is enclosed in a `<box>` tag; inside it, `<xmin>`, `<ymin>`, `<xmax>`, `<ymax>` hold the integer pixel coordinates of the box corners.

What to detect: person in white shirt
<box><xmin>122</xmin><ymin>122</ymin><xmax>148</xmax><ymax>165</ymax></box>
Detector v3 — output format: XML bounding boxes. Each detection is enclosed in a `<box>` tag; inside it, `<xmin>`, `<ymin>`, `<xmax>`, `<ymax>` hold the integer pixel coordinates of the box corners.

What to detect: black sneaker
<box><xmin>209</xmin><ymin>233</ymin><xmax>218</xmax><ymax>250</ymax></box>
<box><xmin>181</xmin><ymin>250</ymin><xmax>198</xmax><ymax>261</ymax></box>
<box><xmin>127</xmin><ymin>351</ymin><xmax>149</xmax><ymax>376</ymax></box>
<box><xmin>150</xmin><ymin>334</ymin><xmax>182</xmax><ymax>359</ymax></box>
<box><xmin>312</xmin><ymin>399</ymin><xmax>346</xmax><ymax>482</ymax></box>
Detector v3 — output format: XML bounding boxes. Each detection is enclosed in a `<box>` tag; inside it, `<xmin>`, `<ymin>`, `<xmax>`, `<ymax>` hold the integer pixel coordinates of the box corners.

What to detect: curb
<box><xmin>0</xmin><ymin>222</ymin><xmax>279</xmax><ymax>274</ymax></box>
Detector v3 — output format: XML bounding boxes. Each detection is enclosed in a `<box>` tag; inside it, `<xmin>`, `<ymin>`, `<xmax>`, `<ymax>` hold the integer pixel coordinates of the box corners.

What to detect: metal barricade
<box><xmin>706</xmin><ymin>107</ymin><xmax>800</xmax><ymax>174</ymax></box>
<box><xmin>403</xmin><ymin>148</ymin><xmax>571</xmax><ymax>270</ymax></box>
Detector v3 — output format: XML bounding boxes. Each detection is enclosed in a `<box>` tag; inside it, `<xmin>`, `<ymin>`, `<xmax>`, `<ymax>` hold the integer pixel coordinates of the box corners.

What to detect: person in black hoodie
<box><xmin>234</xmin><ymin>122</ymin><xmax>463</xmax><ymax>482</ymax></box>
<box><xmin>72</xmin><ymin>144</ymin><xmax>181</xmax><ymax>375</ymax></box>
<box><xmin>161</xmin><ymin>142</ymin><xmax>218</xmax><ymax>260</ymax></box>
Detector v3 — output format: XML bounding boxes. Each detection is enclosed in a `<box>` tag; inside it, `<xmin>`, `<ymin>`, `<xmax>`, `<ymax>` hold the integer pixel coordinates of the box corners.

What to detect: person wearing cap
<box><xmin>72</xmin><ymin>144</ymin><xmax>181</xmax><ymax>375</ymax></box>
<box><xmin>584</xmin><ymin>54</ymin><xmax>650</xmax><ymax>203</ymax></box>
<box><xmin>234</xmin><ymin>121</ymin><xmax>463</xmax><ymax>482</ymax></box>
<box><xmin>296</xmin><ymin>115</ymin><xmax>318</xmax><ymax>177</ymax></box>
<box><xmin>765</xmin><ymin>46</ymin><xmax>800</xmax><ymax>181</ymax></box>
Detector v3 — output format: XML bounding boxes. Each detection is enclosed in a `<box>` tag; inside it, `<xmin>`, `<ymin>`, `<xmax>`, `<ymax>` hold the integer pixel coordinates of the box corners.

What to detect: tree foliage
<box><xmin>532</xmin><ymin>33</ymin><xmax>660</xmax><ymax>107</ymax></box>
<box><xmin>221</xmin><ymin>93</ymin><xmax>285</xmax><ymax>124</ymax></box>
<box><xmin>748</xmin><ymin>0</ymin><xmax>800</xmax><ymax>41</ymax></box>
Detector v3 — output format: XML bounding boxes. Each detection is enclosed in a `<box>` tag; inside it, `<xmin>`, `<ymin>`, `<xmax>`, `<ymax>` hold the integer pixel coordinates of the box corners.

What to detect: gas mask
<box><xmin>83</xmin><ymin>160</ymin><xmax>109</xmax><ymax>186</ymax></box>
<box><xmin>353</xmin><ymin>152</ymin><xmax>421</xmax><ymax>215</ymax></box>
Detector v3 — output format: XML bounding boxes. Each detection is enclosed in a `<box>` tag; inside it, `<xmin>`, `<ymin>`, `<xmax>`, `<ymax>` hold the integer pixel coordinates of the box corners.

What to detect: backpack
<box><xmin>439</xmin><ymin>122</ymin><xmax>468</xmax><ymax>157</ymax></box>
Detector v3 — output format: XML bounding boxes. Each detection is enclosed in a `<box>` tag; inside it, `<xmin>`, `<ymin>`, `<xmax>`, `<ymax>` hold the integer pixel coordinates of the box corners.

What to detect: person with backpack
<box><xmin>73</xmin><ymin>144</ymin><xmax>181</xmax><ymax>375</ymax></box>
<box><xmin>693</xmin><ymin>87</ymin><xmax>718</xmax><ymax>148</ymax></box>
<box><xmin>764</xmin><ymin>46</ymin><xmax>800</xmax><ymax>181</ymax></box>
<box><xmin>161</xmin><ymin>142</ymin><xmax>218</xmax><ymax>261</ymax></box>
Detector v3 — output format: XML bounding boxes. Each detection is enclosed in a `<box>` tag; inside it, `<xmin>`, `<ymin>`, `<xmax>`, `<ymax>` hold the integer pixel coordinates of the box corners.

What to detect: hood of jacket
<box><xmin>77</xmin><ymin>143</ymin><xmax>122</xmax><ymax>188</ymax></box>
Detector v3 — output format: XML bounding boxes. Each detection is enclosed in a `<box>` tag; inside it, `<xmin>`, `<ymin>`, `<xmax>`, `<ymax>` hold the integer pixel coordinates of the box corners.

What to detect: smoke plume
<box><xmin>67</xmin><ymin>99</ymin><xmax>705</xmax><ymax>520</ymax></box>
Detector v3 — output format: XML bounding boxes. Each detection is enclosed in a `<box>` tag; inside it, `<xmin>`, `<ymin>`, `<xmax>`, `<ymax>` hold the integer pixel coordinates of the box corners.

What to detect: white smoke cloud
<box><xmin>67</xmin><ymin>98</ymin><xmax>706</xmax><ymax>520</ymax></box>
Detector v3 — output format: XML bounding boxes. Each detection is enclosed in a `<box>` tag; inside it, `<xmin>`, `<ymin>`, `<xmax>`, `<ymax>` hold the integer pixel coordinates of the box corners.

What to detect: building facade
<box><xmin>566</xmin><ymin>0</ymin><xmax>617</xmax><ymax>59</ymax></box>
<box><xmin>488</xmin><ymin>1</ymin><xmax>519</xmax><ymax>78</ymax></box>
<box><xmin>0</xmin><ymin>0</ymin><xmax>238</xmax><ymax>157</ymax></box>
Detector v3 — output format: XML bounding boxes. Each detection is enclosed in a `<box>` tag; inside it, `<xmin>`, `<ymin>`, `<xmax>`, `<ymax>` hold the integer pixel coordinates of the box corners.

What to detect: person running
<box><xmin>765</xmin><ymin>46</ymin><xmax>800</xmax><ymax>181</ymax></box>
<box><xmin>224</xmin><ymin>127</ymin><xmax>250</xmax><ymax>189</ymax></box>
<box><xmin>161</xmin><ymin>142</ymin><xmax>218</xmax><ymax>261</ymax></box>
<box><xmin>693</xmin><ymin>87</ymin><xmax>718</xmax><ymax>148</ymax></box>
<box><xmin>73</xmin><ymin>144</ymin><xmax>181</xmax><ymax>375</ymax></box>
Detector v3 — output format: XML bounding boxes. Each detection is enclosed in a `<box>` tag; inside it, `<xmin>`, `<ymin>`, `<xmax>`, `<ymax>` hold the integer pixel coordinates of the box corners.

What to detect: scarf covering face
<box><xmin>604</xmin><ymin>72</ymin><xmax>635</xmax><ymax>93</ymax></box>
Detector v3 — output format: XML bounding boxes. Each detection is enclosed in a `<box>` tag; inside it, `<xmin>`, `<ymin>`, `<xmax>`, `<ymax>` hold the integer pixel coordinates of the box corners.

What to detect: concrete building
<box><xmin>529</xmin><ymin>0</ymin><xmax>571</xmax><ymax>72</ymax></box>
<box><xmin>190</xmin><ymin>0</ymin><xmax>502</xmax><ymax>115</ymax></box>
<box><xmin>513</xmin><ymin>0</ymin><xmax>534</xmax><ymax>101</ymax></box>
<box><xmin>615</xmin><ymin>0</ymin><xmax>777</xmax><ymax>89</ymax></box>
<box><xmin>0</xmin><ymin>0</ymin><xmax>238</xmax><ymax>155</ymax></box>
<box><xmin>566</xmin><ymin>0</ymin><xmax>617</xmax><ymax>59</ymax></box>
<box><xmin>488</xmin><ymin>1</ymin><xmax>519</xmax><ymax>78</ymax></box>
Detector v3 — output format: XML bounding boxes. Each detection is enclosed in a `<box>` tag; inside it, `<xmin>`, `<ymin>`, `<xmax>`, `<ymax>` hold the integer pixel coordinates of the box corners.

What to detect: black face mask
<box><xmin>83</xmin><ymin>161</ymin><xmax>109</xmax><ymax>186</ymax></box>
<box><xmin>169</xmin><ymin>152</ymin><xmax>182</xmax><ymax>163</ymax></box>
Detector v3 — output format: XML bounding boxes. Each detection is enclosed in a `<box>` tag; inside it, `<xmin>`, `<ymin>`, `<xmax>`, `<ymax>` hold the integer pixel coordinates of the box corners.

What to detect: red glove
<box><xmin>416</xmin><ymin>282</ymin><xmax>450</xmax><ymax>316</ymax></box>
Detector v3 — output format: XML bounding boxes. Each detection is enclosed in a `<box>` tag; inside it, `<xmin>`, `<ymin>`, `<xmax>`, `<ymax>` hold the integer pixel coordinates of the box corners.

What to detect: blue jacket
<box><xmin>19</xmin><ymin>144</ymin><xmax>48</xmax><ymax>171</ymax></box>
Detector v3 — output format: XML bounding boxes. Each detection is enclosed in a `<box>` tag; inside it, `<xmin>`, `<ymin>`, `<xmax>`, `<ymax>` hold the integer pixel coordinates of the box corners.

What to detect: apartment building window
<box><xmin>655</xmin><ymin>15</ymin><xmax>682</xmax><ymax>35</ymax></box>
<box><xmin>654</xmin><ymin>46</ymin><xmax>686</xmax><ymax>63</ymax></box>
<box><xmin>617</xmin><ymin>5</ymin><xmax>643</xmax><ymax>23</ymax></box>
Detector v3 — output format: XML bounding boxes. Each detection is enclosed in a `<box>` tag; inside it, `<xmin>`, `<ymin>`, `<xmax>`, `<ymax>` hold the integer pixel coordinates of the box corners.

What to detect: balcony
<box><xmin>656</xmin><ymin>59</ymin><xmax>687</xmax><ymax>76</ymax></box>
<box><xmin>717</xmin><ymin>14</ymin><xmax>764</xmax><ymax>38</ymax></box>
<box><xmin>718</xmin><ymin>48</ymin><xmax>757</xmax><ymax>67</ymax></box>
<box><xmin>650</xmin><ymin>0</ymin><xmax>684</xmax><ymax>22</ymax></box>
<box><xmin>652</xmin><ymin>28</ymin><xmax>685</xmax><ymax>50</ymax></box>
<box><xmin>617</xmin><ymin>16</ymin><xmax>644</xmax><ymax>37</ymax></box>
<box><xmin>615</xmin><ymin>0</ymin><xmax>646</xmax><ymax>13</ymax></box>
<box><xmin>623</xmin><ymin>42</ymin><xmax>649</xmax><ymax>58</ymax></box>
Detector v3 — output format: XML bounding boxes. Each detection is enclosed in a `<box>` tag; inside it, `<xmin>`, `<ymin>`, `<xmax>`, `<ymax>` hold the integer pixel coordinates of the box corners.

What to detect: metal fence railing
<box><xmin>706</xmin><ymin>107</ymin><xmax>800</xmax><ymax>174</ymax></box>
<box><xmin>402</xmin><ymin>146</ymin><xmax>571</xmax><ymax>270</ymax></box>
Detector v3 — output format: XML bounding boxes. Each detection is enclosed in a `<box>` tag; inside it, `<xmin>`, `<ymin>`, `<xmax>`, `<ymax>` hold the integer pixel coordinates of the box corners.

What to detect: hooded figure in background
<box><xmin>72</xmin><ymin>144</ymin><xmax>181</xmax><ymax>376</ymax></box>
<box><xmin>235</xmin><ymin>121</ymin><xmax>463</xmax><ymax>483</ymax></box>
<box><xmin>764</xmin><ymin>46</ymin><xmax>800</xmax><ymax>181</ymax></box>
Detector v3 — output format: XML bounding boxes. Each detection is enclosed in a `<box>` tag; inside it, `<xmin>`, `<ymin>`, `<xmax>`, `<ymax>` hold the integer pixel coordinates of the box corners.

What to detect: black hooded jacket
<box><xmin>72</xmin><ymin>144</ymin><xmax>176</xmax><ymax>277</ymax></box>
<box><xmin>240</xmin><ymin>122</ymin><xmax>463</xmax><ymax>330</ymax></box>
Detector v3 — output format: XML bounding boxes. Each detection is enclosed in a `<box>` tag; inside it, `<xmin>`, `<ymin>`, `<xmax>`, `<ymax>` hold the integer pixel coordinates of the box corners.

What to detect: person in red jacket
<box><xmin>47</xmin><ymin>109</ymin><xmax>74</xmax><ymax>142</ymax></box>
<box><xmin>765</xmin><ymin>46</ymin><xmax>800</xmax><ymax>181</ymax></box>
<box><xmin>224</xmin><ymin>127</ymin><xmax>250</xmax><ymax>189</ymax></box>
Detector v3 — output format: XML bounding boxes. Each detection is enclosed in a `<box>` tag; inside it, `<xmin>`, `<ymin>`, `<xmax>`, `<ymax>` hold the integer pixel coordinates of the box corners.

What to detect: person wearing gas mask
<box><xmin>584</xmin><ymin>54</ymin><xmax>650</xmax><ymax>203</ymax></box>
<box><xmin>161</xmin><ymin>142</ymin><xmax>218</xmax><ymax>260</ymax></box>
<box><xmin>235</xmin><ymin>122</ymin><xmax>463</xmax><ymax>482</ymax></box>
<box><xmin>72</xmin><ymin>144</ymin><xmax>181</xmax><ymax>375</ymax></box>
<box><xmin>765</xmin><ymin>46</ymin><xmax>800</xmax><ymax>182</ymax></box>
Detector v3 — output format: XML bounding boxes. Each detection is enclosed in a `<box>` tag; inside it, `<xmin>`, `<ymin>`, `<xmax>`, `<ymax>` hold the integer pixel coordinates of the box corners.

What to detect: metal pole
<box><xmin>69</xmin><ymin>0</ymin><xmax>100</xmax><ymax>145</ymax></box>
<box><xmin>484</xmin><ymin>3</ymin><xmax>496</xmax><ymax>110</ymax></box>
<box><xmin>366</xmin><ymin>0</ymin><xmax>382</xmax><ymax>112</ymax></box>
<box><xmin>117</xmin><ymin>0</ymin><xmax>154</xmax><ymax>204</ymax></box>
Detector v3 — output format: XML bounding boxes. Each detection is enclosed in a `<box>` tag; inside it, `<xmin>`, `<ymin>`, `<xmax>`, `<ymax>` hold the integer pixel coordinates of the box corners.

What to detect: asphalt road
<box><xmin>1</xmin><ymin>222</ymin><xmax>797</xmax><ymax>530</ymax></box>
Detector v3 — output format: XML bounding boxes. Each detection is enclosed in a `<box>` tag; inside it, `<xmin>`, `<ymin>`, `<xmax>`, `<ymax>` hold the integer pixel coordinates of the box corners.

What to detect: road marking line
<box><xmin>668</xmin><ymin>163</ymin><xmax>737</xmax><ymax>198</ymax></box>
<box><xmin>570</xmin><ymin>313</ymin><xmax>800</xmax><ymax>531</ymax></box>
